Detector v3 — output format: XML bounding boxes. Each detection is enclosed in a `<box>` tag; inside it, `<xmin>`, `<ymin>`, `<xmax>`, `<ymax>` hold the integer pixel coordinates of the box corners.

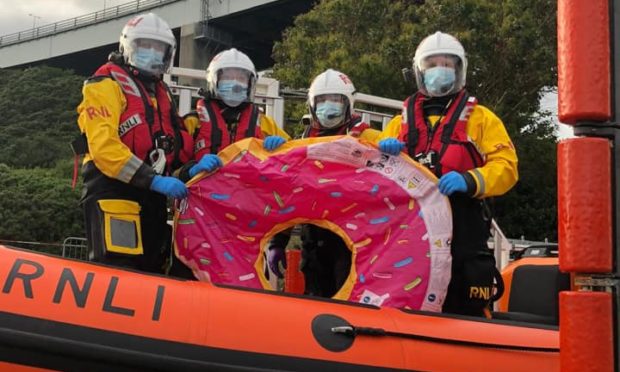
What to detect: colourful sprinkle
<box><xmin>273</xmin><ymin>191</ymin><xmax>285</xmax><ymax>208</ymax></box>
<box><xmin>408</xmin><ymin>199</ymin><xmax>415</xmax><ymax>210</ymax></box>
<box><xmin>200</xmin><ymin>242</ymin><xmax>211</xmax><ymax>248</ymax></box>
<box><xmin>239</xmin><ymin>273</ymin><xmax>256</xmax><ymax>281</ymax></box>
<box><xmin>359</xmin><ymin>274</ymin><xmax>366</xmax><ymax>283</ymax></box>
<box><xmin>372</xmin><ymin>272</ymin><xmax>392</xmax><ymax>279</ymax></box>
<box><xmin>293</xmin><ymin>187</ymin><xmax>304</xmax><ymax>193</ymax></box>
<box><xmin>384</xmin><ymin>228</ymin><xmax>391</xmax><ymax>245</ymax></box>
<box><xmin>199</xmin><ymin>258</ymin><xmax>211</xmax><ymax>265</ymax></box>
<box><xmin>341</xmin><ymin>203</ymin><xmax>358</xmax><ymax>213</ymax></box>
<box><xmin>223</xmin><ymin>173</ymin><xmax>240</xmax><ymax>179</ymax></box>
<box><xmin>260</xmin><ymin>175</ymin><xmax>269</xmax><ymax>182</ymax></box>
<box><xmin>404</xmin><ymin>277</ymin><xmax>422</xmax><ymax>291</ymax></box>
<box><xmin>312</xmin><ymin>201</ymin><xmax>317</xmax><ymax>211</ymax></box>
<box><xmin>400</xmin><ymin>224</ymin><xmax>409</xmax><ymax>229</ymax></box>
<box><xmin>370</xmin><ymin>216</ymin><xmax>390</xmax><ymax>225</ymax></box>
<box><xmin>318</xmin><ymin>178</ymin><xmax>336</xmax><ymax>184</ymax></box>
<box><xmin>353</xmin><ymin>237</ymin><xmax>372</xmax><ymax>249</ymax></box>
<box><xmin>394</xmin><ymin>257</ymin><xmax>413</xmax><ymax>268</ymax></box>
<box><xmin>370</xmin><ymin>184</ymin><xmax>379</xmax><ymax>195</ymax></box>
<box><xmin>314</xmin><ymin>160</ymin><xmax>324</xmax><ymax>169</ymax></box>
<box><xmin>354</xmin><ymin>212</ymin><xmax>366</xmax><ymax>218</ymax></box>
<box><xmin>193</xmin><ymin>207</ymin><xmax>205</xmax><ymax>216</ymax></box>
<box><xmin>418</xmin><ymin>210</ymin><xmax>424</xmax><ymax>218</ymax></box>
<box><xmin>345</xmin><ymin>223</ymin><xmax>358</xmax><ymax>231</ymax></box>
<box><xmin>370</xmin><ymin>255</ymin><xmax>379</xmax><ymax>264</ymax></box>
<box><xmin>355</xmin><ymin>168</ymin><xmax>366</xmax><ymax>174</ymax></box>
<box><xmin>383</xmin><ymin>197</ymin><xmax>395</xmax><ymax>210</ymax></box>
<box><xmin>281</xmin><ymin>164</ymin><xmax>290</xmax><ymax>172</ymax></box>
<box><xmin>330</xmin><ymin>192</ymin><xmax>342</xmax><ymax>198</ymax></box>
<box><xmin>279</xmin><ymin>206</ymin><xmax>296</xmax><ymax>214</ymax></box>
<box><xmin>248</xmin><ymin>220</ymin><xmax>258</xmax><ymax>228</ymax></box>
<box><xmin>177</xmin><ymin>218</ymin><xmax>195</xmax><ymax>225</ymax></box>
<box><xmin>264</xmin><ymin>205</ymin><xmax>272</xmax><ymax>215</ymax></box>
<box><xmin>210</xmin><ymin>193</ymin><xmax>230</xmax><ymax>200</ymax></box>
<box><xmin>322</xmin><ymin>210</ymin><xmax>330</xmax><ymax>218</ymax></box>
<box><xmin>426</xmin><ymin>251</ymin><xmax>431</xmax><ymax>258</ymax></box>
<box><xmin>434</xmin><ymin>239</ymin><xmax>443</xmax><ymax>248</ymax></box>
<box><xmin>237</xmin><ymin>235</ymin><xmax>256</xmax><ymax>242</ymax></box>
<box><xmin>223</xmin><ymin>252</ymin><xmax>233</xmax><ymax>261</ymax></box>
<box><xmin>225</xmin><ymin>213</ymin><xmax>237</xmax><ymax>221</ymax></box>
<box><xmin>397</xmin><ymin>239</ymin><xmax>409</xmax><ymax>244</ymax></box>
<box><xmin>183</xmin><ymin>237</ymin><xmax>188</xmax><ymax>249</ymax></box>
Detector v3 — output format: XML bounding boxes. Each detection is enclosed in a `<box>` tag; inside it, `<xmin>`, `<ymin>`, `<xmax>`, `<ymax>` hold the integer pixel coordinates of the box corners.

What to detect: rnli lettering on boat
<box><xmin>1</xmin><ymin>257</ymin><xmax>165</xmax><ymax>321</ymax></box>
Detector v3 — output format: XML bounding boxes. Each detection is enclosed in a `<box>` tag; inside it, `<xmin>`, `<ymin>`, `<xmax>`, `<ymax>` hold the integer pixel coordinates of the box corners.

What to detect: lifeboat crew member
<box><xmin>378</xmin><ymin>32</ymin><xmax>518</xmax><ymax>316</ymax></box>
<box><xmin>267</xmin><ymin>69</ymin><xmax>380</xmax><ymax>298</ymax></box>
<box><xmin>75</xmin><ymin>13</ymin><xmax>222</xmax><ymax>273</ymax></box>
<box><xmin>170</xmin><ymin>48</ymin><xmax>291</xmax><ymax>278</ymax></box>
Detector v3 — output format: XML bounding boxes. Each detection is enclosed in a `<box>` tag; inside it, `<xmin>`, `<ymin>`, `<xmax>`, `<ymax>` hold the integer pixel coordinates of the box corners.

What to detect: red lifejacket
<box><xmin>303</xmin><ymin>114</ymin><xmax>370</xmax><ymax>138</ymax></box>
<box><xmin>193</xmin><ymin>99</ymin><xmax>261</xmax><ymax>160</ymax></box>
<box><xmin>400</xmin><ymin>91</ymin><xmax>483</xmax><ymax>176</ymax></box>
<box><xmin>94</xmin><ymin>63</ymin><xmax>193</xmax><ymax>173</ymax></box>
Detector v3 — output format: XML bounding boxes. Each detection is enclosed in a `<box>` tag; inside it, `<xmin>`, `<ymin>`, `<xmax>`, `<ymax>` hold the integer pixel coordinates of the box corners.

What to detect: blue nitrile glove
<box><xmin>150</xmin><ymin>175</ymin><xmax>188</xmax><ymax>199</ymax></box>
<box><xmin>438</xmin><ymin>171</ymin><xmax>468</xmax><ymax>196</ymax></box>
<box><xmin>263</xmin><ymin>136</ymin><xmax>286</xmax><ymax>151</ymax></box>
<box><xmin>189</xmin><ymin>154</ymin><xmax>223</xmax><ymax>178</ymax></box>
<box><xmin>378</xmin><ymin>138</ymin><xmax>405</xmax><ymax>155</ymax></box>
<box><xmin>267</xmin><ymin>246</ymin><xmax>287</xmax><ymax>279</ymax></box>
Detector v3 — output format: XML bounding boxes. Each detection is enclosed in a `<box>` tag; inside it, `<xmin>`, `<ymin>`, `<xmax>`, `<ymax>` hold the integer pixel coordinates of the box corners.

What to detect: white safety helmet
<box><xmin>119</xmin><ymin>13</ymin><xmax>176</xmax><ymax>76</ymax></box>
<box><xmin>413</xmin><ymin>31</ymin><xmax>467</xmax><ymax>97</ymax></box>
<box><xmin>205</xmin><ymin>48</ymin><xmax>257</xmax><ymax>105</ymax></box>
<box><xmin>307</xmin><ymin>69</ymin><xmax>356</xmax><ymax>128</ymax></box>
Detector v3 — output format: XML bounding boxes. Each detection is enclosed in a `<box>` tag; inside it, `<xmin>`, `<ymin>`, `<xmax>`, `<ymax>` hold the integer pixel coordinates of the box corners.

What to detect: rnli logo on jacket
<box><xmin>110</xmin><ymin>71</ymin><xmax>142</xmax><ymax>98</ymax></box>
<box><xmin>85</xmin><ymin>106</ymin><xmax>111</xmax><ymax>120</ymax></box>
<box><xmin>194</xmin><ymin>139</ymin><xmax>206</xmax><ymax>152</ymax></box>
<box><xmin>118</xmin><ymin>114</ymin><xmax>143</xmax><ymax>137</ymax></box>
<box><xmin>197</xmin><ymin>106</ymin><xmax>210</xmax><ymax>123</ymax></box>
<box><xmin>469</xmin><ymin>286</ymin><xmax>491</xmax><ymax>300</ymax></box>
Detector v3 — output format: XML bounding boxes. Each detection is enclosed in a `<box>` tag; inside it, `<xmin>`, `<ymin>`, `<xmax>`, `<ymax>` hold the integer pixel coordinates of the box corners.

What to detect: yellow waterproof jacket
<box><xmin>77</xmin><ymin>77</ymin><xmax>154</xmax><ymax>187</ymax></box>
<box><xmin>381</xmin><ymin>104</ymin><xmax>518</xmax><ymax>198</ymax></box>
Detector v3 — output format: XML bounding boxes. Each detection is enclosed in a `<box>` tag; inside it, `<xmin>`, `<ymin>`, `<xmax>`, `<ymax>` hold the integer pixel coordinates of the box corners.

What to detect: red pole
<box><xmin>557</xmin><ymin>0</ymin><xmax>618</xmax><ymax>370</ymax></box>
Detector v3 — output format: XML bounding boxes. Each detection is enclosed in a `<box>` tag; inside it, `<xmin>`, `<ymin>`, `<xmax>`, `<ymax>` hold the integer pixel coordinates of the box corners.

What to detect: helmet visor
<box><xmin>127</xmin><ymin>38</ymin><xmax>173</xmax><ymax>75</ymax></box>
<box><xmin>217</xmin><ymin>67</ymin><xmax>252</xmax><ymax>86</ymax></box>
<box><xmin>416</xmin><ymin>54</ymin><xmax>461</xmax><ymax>73</ymax></box>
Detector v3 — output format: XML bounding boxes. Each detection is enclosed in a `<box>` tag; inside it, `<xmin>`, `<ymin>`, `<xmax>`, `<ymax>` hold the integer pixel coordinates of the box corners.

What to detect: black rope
<box><xmin>333</xmin><ymin>326</ymin><xmax>559</xmax><ymax>353</ymax></box>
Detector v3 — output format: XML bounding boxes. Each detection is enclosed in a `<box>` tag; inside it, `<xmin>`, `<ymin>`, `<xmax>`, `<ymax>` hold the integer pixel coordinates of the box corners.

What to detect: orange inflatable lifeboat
<box><xmin>0</xmin><ymin>244</ymin><xmax>559</xmax><ymax>371</ymax></box>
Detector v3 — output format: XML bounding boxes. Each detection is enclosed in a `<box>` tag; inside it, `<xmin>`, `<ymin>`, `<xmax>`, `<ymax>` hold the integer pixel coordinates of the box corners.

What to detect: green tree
<box><xmin>273</xmin><ymin>0</ymin><xmax>558</xmax><ymax>240</ymax></box>
<box><xmin>0</xmin><ymin>164</ymin><xmax>83</xmax><ymax>244</ymax></box>
<box><xmin>0</xmin><ymin>66</ymin><xmax>84</xmax><ymax>168</ymax></box>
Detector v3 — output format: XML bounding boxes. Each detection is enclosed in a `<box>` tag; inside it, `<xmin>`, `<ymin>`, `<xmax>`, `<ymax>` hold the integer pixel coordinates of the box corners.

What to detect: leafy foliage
<box><xmin>0</xmin><ymin>66</ymin><xmax>84</xmax><ymax>168</ymax></box>
<box><xmin>273</xmin><ymin>0</ymin><xmax>558</xmax><ymax>240</ymax></box>
<box><xmin>0</xmin><ymin>164</ymin><xmax>83</xmax><ymax>243</ymax></box>
<box><xmin>0</xmin><ymin>66</ymin><xmax>85</xmax><ymax>245</ymax></box>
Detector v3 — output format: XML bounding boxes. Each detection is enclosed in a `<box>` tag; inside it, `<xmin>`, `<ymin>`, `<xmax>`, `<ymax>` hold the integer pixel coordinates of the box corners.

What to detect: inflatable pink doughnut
<box><xmin>174</xmin><ymin>136</ymin><xmax>452</xmax><ymax>311</ymax></box>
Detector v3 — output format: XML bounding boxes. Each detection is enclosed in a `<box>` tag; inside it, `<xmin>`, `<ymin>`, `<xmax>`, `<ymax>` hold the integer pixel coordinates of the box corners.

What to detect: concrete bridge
<box><xmin>0</xmin><ymin>0</ymin><xmax>313</xmax><ymax>75</ymax></box>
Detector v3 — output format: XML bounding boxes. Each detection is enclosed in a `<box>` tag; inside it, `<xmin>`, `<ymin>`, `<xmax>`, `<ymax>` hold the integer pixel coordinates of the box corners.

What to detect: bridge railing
<box><xmin>0</xmin><ymin>0</ymin><xmax>181</xmax><ymax>48</ymax></box>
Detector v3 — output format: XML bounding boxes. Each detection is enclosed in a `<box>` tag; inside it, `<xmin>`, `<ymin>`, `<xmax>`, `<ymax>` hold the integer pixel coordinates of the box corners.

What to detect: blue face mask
<box><xmin>423</xmin><ymin>66</ymin><xmax>456</xmax><ymax>97</ymax></box>
<box><xmin>315</xmin><ymin>101</ymin><xmax>345</xmax><ymax>128</ymax></box>
<box><xmin>133</xmin><ymin>47</ymin><xmax>165</xmax><ymax>75</ymax></box>
<box><xmin>217</xmin><ymin>80</ymin><xmax>248</xmax><ymax>107</ymax></box>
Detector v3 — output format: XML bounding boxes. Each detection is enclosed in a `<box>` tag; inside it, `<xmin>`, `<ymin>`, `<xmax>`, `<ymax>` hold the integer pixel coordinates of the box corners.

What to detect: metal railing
<box><xmin>62</xmin><ymin>237</ymin><xmax>89</xmax><ymax>260</ymax></box>
<box><xmin>0</xmin><ymin>0</ymin><xmax>181</xmax><ymax>48</ymax></box>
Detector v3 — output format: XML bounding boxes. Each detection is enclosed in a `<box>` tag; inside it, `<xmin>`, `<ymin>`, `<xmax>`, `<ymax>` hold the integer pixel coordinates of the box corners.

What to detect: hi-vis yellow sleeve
<box><xmin>77</xmin><ymin>78</ymin><xmax>145</xmax><ymax>183</ymax></box>
<box><xmin>359</xmin><ymin>128</ymin><xmax>382</xmax><ymax>144</ymax></box>
<box><xmin>378</xmin><ymin>115</ymin><xmax>405</xmax><ymax>140</ymax></box>
<box><xmin>466</xmin><ymin>105</ymin><xmax>518</xmax><ymax>198</ymax></box>
<box><xmin>259</xmin><ymin>114</ymin><xmax>292</xmax><ymax>140</ymax></box>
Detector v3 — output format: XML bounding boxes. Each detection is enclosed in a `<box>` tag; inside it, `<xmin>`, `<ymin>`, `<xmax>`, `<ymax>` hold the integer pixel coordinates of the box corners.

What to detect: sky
<box><xmin>0</xmin><ymin>0</ymin><xmax>115</xmax><ymax>35</ymax></box>
<box><xmin>0</xmin><ymin>1</ymin><xmax>574</xmax><ymax>138</ymax></box>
